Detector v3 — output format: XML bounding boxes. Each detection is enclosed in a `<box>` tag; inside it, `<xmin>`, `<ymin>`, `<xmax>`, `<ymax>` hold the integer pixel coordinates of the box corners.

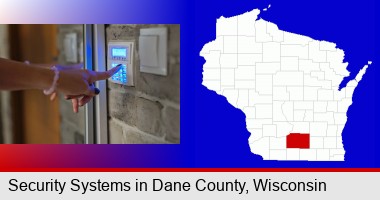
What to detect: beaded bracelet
<box><xmin>43</xmin><ymin>66</ymin><xmax>60</xmax><ymax>95</ymax></box>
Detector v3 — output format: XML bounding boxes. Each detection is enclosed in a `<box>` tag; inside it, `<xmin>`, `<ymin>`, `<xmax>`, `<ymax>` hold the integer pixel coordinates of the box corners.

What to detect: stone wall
<box><xmin>106</xmin><ymin>24</ymin><xmax>180</xmax><ymax>144</ymax></box>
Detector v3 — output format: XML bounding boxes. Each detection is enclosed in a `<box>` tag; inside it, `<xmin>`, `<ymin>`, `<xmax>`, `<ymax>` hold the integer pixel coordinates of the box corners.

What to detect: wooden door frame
<box><xmin>8</xmin><ymin>25</ymin><xmax>60</xmax><ymax>144</ymax></box>
<box><xmin>8</xmin><ymin>25</ymin><xmax>25</xmax><ymax>143</ymax></box>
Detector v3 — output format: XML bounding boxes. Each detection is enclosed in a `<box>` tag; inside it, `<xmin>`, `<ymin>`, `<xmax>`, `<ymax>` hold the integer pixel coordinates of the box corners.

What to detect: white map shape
<box><xmin>200</xmin><ymin>8</ymin><xmax>370</xmax><ymax>161</ymax></box>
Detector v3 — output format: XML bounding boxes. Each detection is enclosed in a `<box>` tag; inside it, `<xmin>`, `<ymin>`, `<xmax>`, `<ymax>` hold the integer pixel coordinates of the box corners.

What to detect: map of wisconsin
<box><xmin>200</xmin><ymin>8</ymin><xmax>370</xmax><ymax>161</ymax></box>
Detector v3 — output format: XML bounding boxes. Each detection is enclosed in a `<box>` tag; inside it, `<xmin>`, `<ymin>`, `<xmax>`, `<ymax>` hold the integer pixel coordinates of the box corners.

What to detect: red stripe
<box><xmin>0</xmin><ymin>168</ymin><xmax>379</xmax><ymax>172</ymax></box>
<box><xmin>286</xmin><ymin>133</ymin><xmax>310</xmax><ymax>149</ymax></box>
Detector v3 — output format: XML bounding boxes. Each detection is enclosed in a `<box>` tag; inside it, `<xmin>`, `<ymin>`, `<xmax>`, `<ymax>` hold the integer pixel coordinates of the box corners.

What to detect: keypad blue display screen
<box><xmin>112</xmin><ymin>48</ymin><xmax>127</xmax><ymax>57</ymax></box>
<box><xmin>111</xmin><ymin>63</ymin><xmax>127</xmax><ymax>84</ymax></box>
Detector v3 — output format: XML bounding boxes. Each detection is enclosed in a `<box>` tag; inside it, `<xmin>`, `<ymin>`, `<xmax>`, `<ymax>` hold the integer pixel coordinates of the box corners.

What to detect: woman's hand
<box><xmin>48</xmin><ymin>63</ymin><xmax>83</xmax><ymax>102</ymax></box>
<box><xmin>56</xmin><ymin>64</ymin><xmax>122</xmax><ymax>113</ymax></box>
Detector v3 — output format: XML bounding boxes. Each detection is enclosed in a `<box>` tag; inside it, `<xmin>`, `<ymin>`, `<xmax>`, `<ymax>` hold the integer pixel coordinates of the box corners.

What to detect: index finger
<box><xmin>57</xmin><ymin>63</ymin><xmax>83</xmax><ymax>71</ymax></box>
<box><xmin>91</xmin><ymin>64</ymin><xmax>122</xmax><ymax>82</ymax></box>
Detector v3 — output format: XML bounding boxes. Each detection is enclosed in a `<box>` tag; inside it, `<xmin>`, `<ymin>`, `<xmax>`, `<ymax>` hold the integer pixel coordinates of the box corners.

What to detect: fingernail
<box><xmin>95</xmin><ymin>88</ymin><xmax>100</xmax><ymax>95</ymax></box>
<box><xmin>115</xmin><ymin>64</ymin><xmax>122</xmax><ymax>71</ymax></box>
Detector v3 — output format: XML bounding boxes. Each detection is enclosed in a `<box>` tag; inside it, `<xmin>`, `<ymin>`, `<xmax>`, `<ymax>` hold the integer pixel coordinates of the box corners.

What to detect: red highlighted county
<box><xmin>286</xmin><ymin>133</ymin><xmax>310</xmax><ymax>149</ymax></box>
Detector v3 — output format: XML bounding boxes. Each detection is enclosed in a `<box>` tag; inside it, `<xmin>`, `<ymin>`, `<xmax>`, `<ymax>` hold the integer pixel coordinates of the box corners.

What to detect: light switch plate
<box><xmin>139</xmin><ymin>27</ymin><xmax>167</xmax><ymax>76</ymax></box>
<box><xmin>139</xmin><ymin>35</ymin><xmax>159</xmax><ymax>67</ymax></box>
<box><xmin>64</xmin><ymin>32</ymin><xmax>77</xmax><ymax>63</ymax></box>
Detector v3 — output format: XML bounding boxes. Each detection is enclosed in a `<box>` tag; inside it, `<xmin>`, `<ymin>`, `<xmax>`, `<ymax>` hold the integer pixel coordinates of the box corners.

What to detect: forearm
<box><xmin>0</xmin><ymin>58</ymin><xmax>54</xmax><ymax>91</ymax></box>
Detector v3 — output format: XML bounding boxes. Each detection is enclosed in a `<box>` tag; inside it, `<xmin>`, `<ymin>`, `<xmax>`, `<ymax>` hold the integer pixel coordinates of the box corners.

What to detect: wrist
<box><xmin>32</xmin><ymin>66</ymin><xmax>55</xmax><ymax>90</ymax></box>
